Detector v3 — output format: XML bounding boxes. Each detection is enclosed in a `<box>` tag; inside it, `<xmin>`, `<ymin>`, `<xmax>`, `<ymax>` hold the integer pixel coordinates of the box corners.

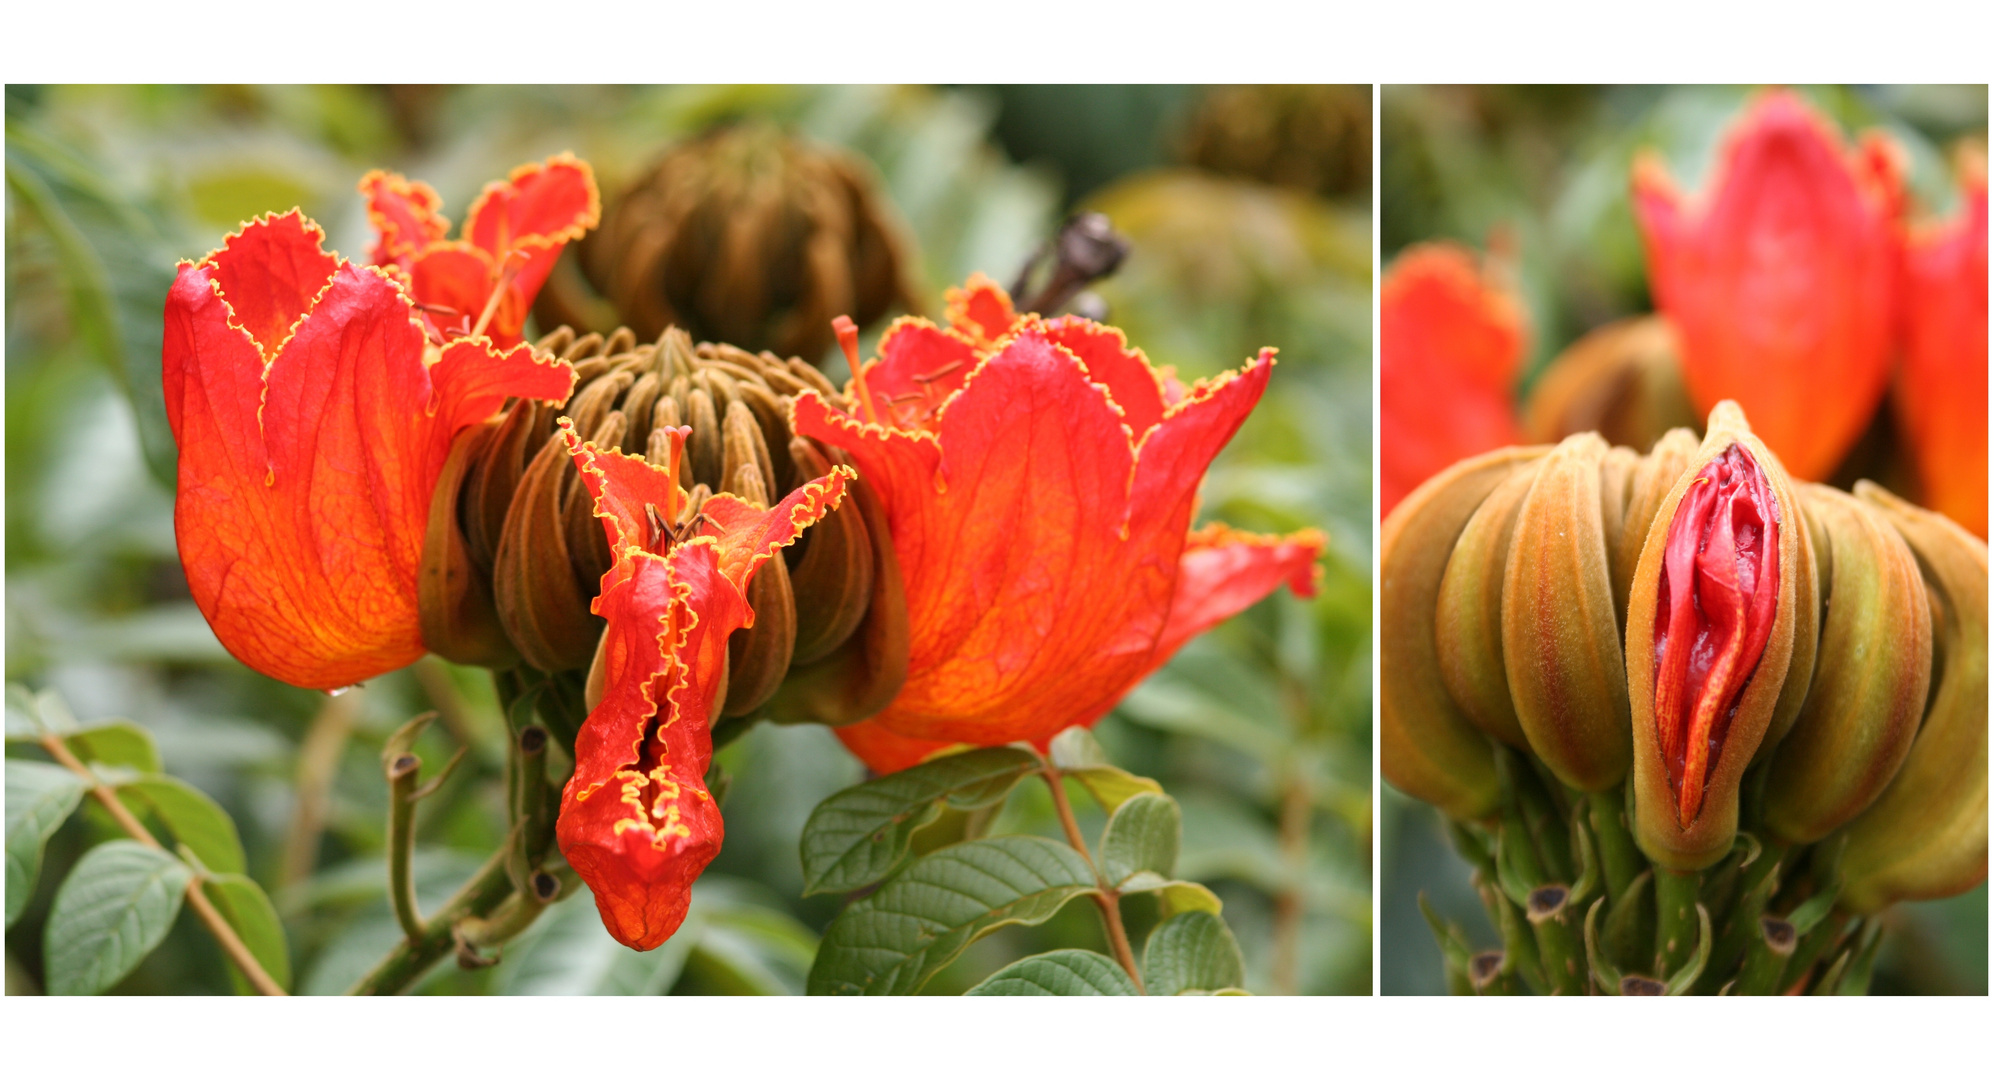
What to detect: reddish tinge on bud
<box><xmin>1652</xmin><ymin>444</ymin><xmax>1782</xmax><ymax>829</ymax></box>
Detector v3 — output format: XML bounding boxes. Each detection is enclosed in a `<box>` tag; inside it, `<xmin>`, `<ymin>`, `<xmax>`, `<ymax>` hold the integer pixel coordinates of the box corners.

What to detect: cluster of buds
<box><xmin>418</xmin><ymin>323</ymin><xmax>907</xmax><ymax>732</ymax></box>
<box><xmin>1385</xmin><ymin>401</ymin><xmax>1986</xmax><ymax>995</ymax></box>
<box><xmin>537</xmin><ymin>122</ymin><xmax>920</xmax><ymax>364</ymax></box>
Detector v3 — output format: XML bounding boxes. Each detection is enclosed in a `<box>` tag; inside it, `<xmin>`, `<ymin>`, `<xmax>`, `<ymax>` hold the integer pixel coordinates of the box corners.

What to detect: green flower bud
<box><xmin>1502</xmin><ymin>432</ymin><xmax>1631</xmax><ymax>792</ymax></box>
<box><xmin>1838</xmin><ymin>483</ymin><xmax>1987</xmax><ymax>912</ymax></box>
<box><xmin>1383</xmin><ymin>446</ymin><xmax>1549</xmax><ymax>820</ymax></box>
<box><xmin>1761</xmin><ymin>484</ymin><xmax>1932</xmax><ymax>845</ymax></box>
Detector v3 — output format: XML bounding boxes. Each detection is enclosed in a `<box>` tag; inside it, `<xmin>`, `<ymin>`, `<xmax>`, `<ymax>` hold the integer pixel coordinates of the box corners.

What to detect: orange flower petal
<box><xmin>1156</xmin><ymin>524</ymin><xmax>1326</xmax><ymax>659</ymax></box>
<box><xmin>359</xmin><ymin>170</ymin><xmax>450</xmax><ymax>271</ymax></box>
<box><xmin>1379</xmin><ymin>242</ymin><xmax>1527</xmax><ymax>518</ymax></box>
<box><xmin>944</xmin><ymin>271</ymin><xmax>1022</xmax><ymax>348</ymax></box>
<box><xmin>1896</xmin><ymin>157</ymin><xmax>1988</xmax><ymax>536</ymax></box>
<box><xmin>798</xmin><ymin>290</ymin><xmax>1316</xmax><ymax>763</ymax></box>
<box><xmin>165</xmin><ymin>213</ymin><xmax>573</xmax><ymax>690</ymax></box>
<box><xmin>558</xmin><ymin>426</ymin><xmax>848</xmax><ymax>949</ymax></box>
<box><xmin>1633</xmin><ymin>90</ymin><xmax>1901</xmax><ymax>481</ymax></box>
<box><xmin>1042</xmin><ymin>316</ymin><xmax>1168</xmax><ymax>439</ymax></box>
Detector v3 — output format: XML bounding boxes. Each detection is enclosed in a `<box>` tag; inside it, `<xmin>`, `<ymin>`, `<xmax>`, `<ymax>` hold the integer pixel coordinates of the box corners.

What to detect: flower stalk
<box><xmin>1041</xmin><ymin>767</ymin><xmax>1146</xmax><ymax>994</ymax></box>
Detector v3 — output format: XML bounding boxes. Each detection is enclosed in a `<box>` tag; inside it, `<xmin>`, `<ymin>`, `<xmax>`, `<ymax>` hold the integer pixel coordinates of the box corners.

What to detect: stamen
<box><xmin>469</xmin><ymin>255</ymin><xmax>524</xmax><ymax>341</ymax></box>
<box><xmin>833</xmin><ymin>315</ymin><xmax>880</xmax><ymax>426</ymax></box>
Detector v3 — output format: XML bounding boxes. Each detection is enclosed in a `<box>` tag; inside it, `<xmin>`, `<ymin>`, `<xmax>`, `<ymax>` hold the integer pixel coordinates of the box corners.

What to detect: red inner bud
<box><xmin>1651</xmin><ymin>444</ymin><xmax>1782</xmax><ymax>828</ymax></box>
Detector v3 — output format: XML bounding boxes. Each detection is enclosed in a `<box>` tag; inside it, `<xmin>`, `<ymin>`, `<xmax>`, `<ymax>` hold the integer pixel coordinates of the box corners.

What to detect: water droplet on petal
<box><xmin>326</xmin><ymin>684</ymin><xmax>360</xmax><ymax>697</ymax></box>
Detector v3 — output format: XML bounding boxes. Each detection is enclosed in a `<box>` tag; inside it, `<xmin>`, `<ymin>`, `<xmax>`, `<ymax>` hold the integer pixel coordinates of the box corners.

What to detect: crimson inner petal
<box><xmin>1651</xmin><ymin>444</ymin><xmax>1782</xmax><ymax>826</ymax></box>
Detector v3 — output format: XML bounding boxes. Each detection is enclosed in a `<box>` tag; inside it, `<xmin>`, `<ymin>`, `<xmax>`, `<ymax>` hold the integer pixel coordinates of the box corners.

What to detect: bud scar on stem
<box><xmin>1652</xmin><ymin>444</ymin><xmax>1781</xmax><ymax>829</ymax></box>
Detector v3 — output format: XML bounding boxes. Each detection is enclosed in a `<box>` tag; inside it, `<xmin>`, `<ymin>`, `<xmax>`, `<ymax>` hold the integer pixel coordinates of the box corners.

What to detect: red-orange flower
<box><xmin>1895</xmin><ymin>150</ymin><xmax>1988</xmax><ymax>538</ymax></box>
<box><xmin>362</xmin><ymin>154</ymin><xmax>600</xmax><ymax>350</ymax></box>
<box><xmin>792</xmin><ymin>277</ymin><xmax>1323</xmax><ymax>773</ymax></box>
<box><xmin>163</xmin><ymin>212</ymin><xmax>575</xmax><ymax>690</ymax></box>
<box><xmin>1379</xmin><ymin>243</ymin><xmax>1528</xmax><ymax>518</ymax></box>
<box><xmin>1633</xmin><ymin>90</ymin><xmax>1902</xmax><ymax>482</ymax></box>
<box><xmin>557</xmin><ymin>422</ymin><xmax>851</xmax><ymax>950</ymax></box>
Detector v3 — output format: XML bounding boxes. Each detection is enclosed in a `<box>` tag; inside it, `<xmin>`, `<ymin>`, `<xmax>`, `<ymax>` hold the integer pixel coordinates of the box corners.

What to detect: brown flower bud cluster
<box><xmin>1385</xmin><ymin>400</ymin><xmax>1983</xmax><ymax>892</ymax></box>
<box><xmin>419</xmin><ymin>324</ymin><xmax>908</xmax><ymax>729</ymax></box>
<box><xmin>1180</xmin><ymin>84</ymin><xmax>1372</xmax><ymax>198</ymax></box>
<box><xmin>537</xmin><ymin>123</ymin><xmax>919</xmax><ymax>364</ymax></box>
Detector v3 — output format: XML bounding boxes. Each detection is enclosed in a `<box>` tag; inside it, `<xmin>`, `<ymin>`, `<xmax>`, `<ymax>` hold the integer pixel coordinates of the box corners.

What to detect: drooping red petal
<box><xmin>1896</xmin><ymin>157</ymin><xmax>1988</xmax><ymax>537</ymax></box>
<box><xmin>166</xmin><ymin>218</ymin><xmax>573</xmax><ymax>691</ymax></box>
<box><xmin>1042</xmin><ymin>316</ymin><xmax>1168</xmax><ymax>439</ymax></box>
<box><xmin>557</xmin><ymin>547</ymin><xmax>733</xmax><ymax>951</ymax></box>
<box><xmin>203</xmin><ymin>211</ymin><xmax>340</xmax><ymax>360</ymax></box>
<box><xmin>558</xmin><ymin>430</ymin><xmax>847</xmax><ymax>949</ymax></box>
<box><xmin>1633</xmin><ymin>90</ymin><xmax>1901</xmax><ymax>482</ymax></box>
<box><xmin>360</xmin><ymin>170</ymin><xmax>450</xmax><ymax>271</ymax></box>
<box><xmin>944</xmin><ymin>272</ymin><xmax>1022</xmax><ymax>348</ymax></box>
<box><xmin>1379</xmin><ymin>243</ymin><xmax>1526</xmax><ymax>518</ymax></box>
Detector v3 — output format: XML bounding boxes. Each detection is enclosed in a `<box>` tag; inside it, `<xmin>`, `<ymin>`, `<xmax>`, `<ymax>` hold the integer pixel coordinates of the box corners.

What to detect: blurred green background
<box><xmin>5</xmin><ymin>84</ymin><xmax>1373</xmax><ymax>994</ymax></box>
<box><xmin>1378</xmin><ymin>83</ymin><xmax>1990</xmax><ymax>996</ymax></box>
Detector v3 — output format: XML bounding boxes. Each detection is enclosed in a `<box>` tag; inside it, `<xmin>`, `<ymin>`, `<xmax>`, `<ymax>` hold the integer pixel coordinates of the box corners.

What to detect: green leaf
<box><xmin>1142</xmin><ymin>910</ymin><xmax>1247</xmax><ymax>996</ymax></box>
<box><xmin>1099</xmin><ymin>791</ymin><xmax>1181</xmax><ymax>885</ymax></box>
<box><xmin>1067</xmin><ymin>765</ymin><xmax>1166</xmax><ymax>814</ymax></box>
<box><xmin>203</xmin><ymin>873</ymin><xmax>291</xmax><ymax>993</ymax></box>
<box><xmin>6</xmin><ymin>684</ymin><xmax>77</xmax><ymax>738</ymax></box>
<box><xmin>807</xmin><ymin>835</ymin><xmax>1097</xmax><ymax>995</ymax></box>
<box><xmin>64</xmin><ymin>721</ymin><xmax>161</xmax><ymax>774</ymax></box>
<box><xmin>966</xmin><ymin>949</ymin><xmax>1139</xmax><ymax>996</ymax></box>
<box><xmin>1047</xmin><ymin>726</ymin><xmax>1110</xmax><ymax>769</ymax></box>
<box><xmin>117</xmin><ymin>775</ymin><xmax>245</xmax><ymax>876</ymax></box>
<box><xmin>1049</xmin><ymin>726</ymin><xmax>1167</xmax><ymax>811</ymax></box>
<box><xmin>43</xmin><ymin>840</ymin><xmax>192</xmax><ymax>995</ymax></box>
<box><xmin>6</xmin><ymin>759</ymin><xmax>88</xmax><ymax>926</ymax></box>
<box><xmin>1119</xmin><ymin>872</ymin><xmax>1224</xmax><ymax>917</ymax></box>
<box><xmin>798</xmin><ymin>747</ymin><xmax>1038</xmax><ymax>896</ymax></box>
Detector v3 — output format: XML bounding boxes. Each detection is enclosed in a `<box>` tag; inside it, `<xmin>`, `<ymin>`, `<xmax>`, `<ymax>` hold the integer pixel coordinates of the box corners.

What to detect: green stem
<box><xmin>1586</xmin><ymin>788</ymin><xmax>1641</xmax><ymax>903</ymax></box>
<box><xmin>1042</xmin><ymin>768</ymin><xmax>1146</xmax><ymax>994</ymax></box>
<box><xmin>386</xmin><ymin>752</ymin><xmax>425</xmax><ymax>943</ymax></box>
<box><xmin>1734</xmin><ymin>916</ymin><xmax>1796</xmax><ymax>995</ymax></box>
<box><xmin>1699</xmin><ymin>840</ymin><xmax>1786</xmax><ymax>994</ymax></box>
<box><xmin>1527</xmin><ymin>887</ymin><xmax>1588</xmax><ymax>995</ymax></box>
<box><xmin>347</xmin><ymin>846</ymin><xmax>517</xmax><ymax>995</ymax></box>
<box><xmin>1654</xmin><ymin>867</ymin><xmax>1702</xmax><ymax>978</ymax></box>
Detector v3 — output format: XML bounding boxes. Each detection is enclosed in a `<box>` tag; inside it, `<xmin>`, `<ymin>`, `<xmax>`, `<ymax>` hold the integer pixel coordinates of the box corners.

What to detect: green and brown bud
<box><xmin>1501</xmin><ymin>432</ymin><xmax>1632</xmax><ymax>793</ymax></box>
<box><xmin>1382</xmin><ymin>446</ymin><xmax>1549</xmax><ymax>820</ymax></box>
<box><xmin>1837</xmin><ymin>483</ymin><xmax>1988</xmax><ymax>912</ymax></box>
<box><xmin>1761</xmin><ymin>483</ymin><xmax>1934</xmax><ymax>846</ymax></box>
<box><xmin>541</xmin><ymin>123</ymin><xmax>919</xmax><ymax>364</ymax></box>
<box><xmin>1179</xmin><ymin>84</ymin><xmax>1372</xmax><ymax>198</ymax></box>
<box><xmin>1522</xmin><ymin>315</ymin><xmax>1698</xmax><ymax>453</ymax></box>
<box><xmin>1625</xmin><ymin>402</ymin><xmax>1803</xmax><ymax>871</ymax></box>
<box><xmin>419</xmin><ymin>323</ymin><xmax>908</xmax><ymax>728</ymax></box>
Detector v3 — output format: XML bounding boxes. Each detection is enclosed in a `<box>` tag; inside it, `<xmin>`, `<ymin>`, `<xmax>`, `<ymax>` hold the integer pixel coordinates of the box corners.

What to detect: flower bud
<box><xmin>1838</xmin><ymin>483</ymin><xmax>1988</xmax><ymax>912</ymax></box>
<box><xmin>1502</xmin><ymin>432</ymin><xmax>1631</xmax><ymax>792</ymax></box>
<box><xmin>1521</xmin><ymin>315</ymin><xmax>1699</xmax><ymax>453</ymax></box>
<box><xmin>549</xmin><ymin>123</ymin><xmax>918</xmax><ymax>364</ymax></box>
<box><xmin>1761</xmin><ymin>483</ymin><xmax>1932</xmax><ymax>845</ymax></box>
<box><xmin>1613</xmin><ymin>428</ymin><xmax>1700</xmax><ymax>618</ymax></box>
<box><xmin>1383</xmin><ymin>446</ymin><xmax>1549</xmax><ymax>820</ymax></box>
<box><xmin>1625</xmin><ymin>402</ymin><xmax>1801</xmax><ymax>870</ymax></box>
<box><xmin>421</xmin><ymin>323</ymin><xmax>894</xmax><ymax>726</ymax></box>
<box><xmin>1435</xmin><ymin>464</ymin><xmax>1539</xmax><ymax>749</ymax></box>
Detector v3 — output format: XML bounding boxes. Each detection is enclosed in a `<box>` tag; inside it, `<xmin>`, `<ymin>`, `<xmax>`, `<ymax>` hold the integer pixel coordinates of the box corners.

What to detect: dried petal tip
<box><xmin>1652</xmin><ymin>444</ymin><xmax>1782</xmax><ymax>829</ymax></box>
